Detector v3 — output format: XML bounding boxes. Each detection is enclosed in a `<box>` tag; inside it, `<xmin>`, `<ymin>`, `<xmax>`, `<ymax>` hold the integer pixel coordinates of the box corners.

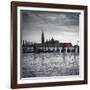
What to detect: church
<box><xmin>41</xmin><ymin>31</ymin><xmax>72</xmax><ymax>47</ymax></box>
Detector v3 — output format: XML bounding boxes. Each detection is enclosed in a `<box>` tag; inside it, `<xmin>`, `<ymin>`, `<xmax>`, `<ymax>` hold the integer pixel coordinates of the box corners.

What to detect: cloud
<box><xmin>21</xmin><ymin>10</ymin><xmax>79</xmax><ymax>45</ymax></box>
<box><xmin>21</xmin><ymin>10</ymin><xmax>79</xmax><ymax>26</ymax></box>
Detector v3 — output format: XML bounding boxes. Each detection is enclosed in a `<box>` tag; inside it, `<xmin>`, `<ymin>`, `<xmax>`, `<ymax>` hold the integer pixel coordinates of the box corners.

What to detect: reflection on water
<box><xmin>21</xmin><ymin>52</ymin><xmax>79</xmax><ymax>78</ymax></box>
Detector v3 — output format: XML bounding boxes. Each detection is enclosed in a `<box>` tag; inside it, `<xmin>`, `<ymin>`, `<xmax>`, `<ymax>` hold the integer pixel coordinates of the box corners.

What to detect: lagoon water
<box><xmin>21</xmin><ymin>53</ymin><xmax>79</xmax><ymax>78</ymax></box>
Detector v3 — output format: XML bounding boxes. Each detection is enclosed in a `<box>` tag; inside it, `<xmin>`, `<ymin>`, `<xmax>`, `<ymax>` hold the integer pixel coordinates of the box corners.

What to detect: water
<box><xmin>21</xmin><ymin>53</ymin><xmax>79</xmax><ymax>78</ymax></box>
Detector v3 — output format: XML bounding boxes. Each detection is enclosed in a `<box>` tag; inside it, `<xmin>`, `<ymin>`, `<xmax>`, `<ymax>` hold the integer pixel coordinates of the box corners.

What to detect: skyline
<box><xmin>21</xmin><ymin>10</ymin><xmax>80</xmax><ymax>46</ymax></box>
<box><xmin>23</xmin><ymin>31</ymin><xmax>79</xmax><ymax>46</ymax></box>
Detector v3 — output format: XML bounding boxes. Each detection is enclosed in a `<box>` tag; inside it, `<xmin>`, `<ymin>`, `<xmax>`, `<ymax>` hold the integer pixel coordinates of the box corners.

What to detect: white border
<box><xmin>17</xmin><ymin>7</ymin><xmax>84</xmax><ymax>84</ymax></box>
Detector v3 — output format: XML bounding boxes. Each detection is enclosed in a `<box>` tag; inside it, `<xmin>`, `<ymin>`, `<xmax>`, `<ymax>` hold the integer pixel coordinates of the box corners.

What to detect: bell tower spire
<box><xmin>41</xmin><ymin>31</ymin><xmax>44</xmax><ymax>44</ymax></box>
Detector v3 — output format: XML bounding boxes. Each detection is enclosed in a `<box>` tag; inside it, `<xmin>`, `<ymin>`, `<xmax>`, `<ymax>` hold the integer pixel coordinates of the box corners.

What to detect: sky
<box><xmin>21</xmin><ymin>10</ymin><xmax>80</xmax><ymax>46</ymax></box>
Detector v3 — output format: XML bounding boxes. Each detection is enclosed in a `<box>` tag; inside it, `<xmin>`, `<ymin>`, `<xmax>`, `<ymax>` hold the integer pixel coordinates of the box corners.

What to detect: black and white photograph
<box><xmin>21</xmin><ymin>10</ymin><xmax>80</xmax><ymax>78</ymax></box>
<box><xmin>11</xmin><ymin>1</ymin><xmax>87</xmax><ymax>88</ymax></box>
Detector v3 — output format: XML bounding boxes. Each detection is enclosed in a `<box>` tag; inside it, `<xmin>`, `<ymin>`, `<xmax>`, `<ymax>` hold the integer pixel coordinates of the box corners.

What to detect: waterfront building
<box><xmin>23</xmin><ymin>31</ymin><xmax>79</xmax><ymax>53</ymax></box>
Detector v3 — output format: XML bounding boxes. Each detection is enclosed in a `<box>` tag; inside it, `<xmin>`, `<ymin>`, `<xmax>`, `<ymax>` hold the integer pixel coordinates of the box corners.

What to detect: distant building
<box><xmin>41</xmin><ymin>31</ymin><xmax>72</xmax><ymax>47</ymax></box>
<box><xmin>23</xmin><ymin>31</ymin><xmax>79</xmax><ymax>53</ymax></box>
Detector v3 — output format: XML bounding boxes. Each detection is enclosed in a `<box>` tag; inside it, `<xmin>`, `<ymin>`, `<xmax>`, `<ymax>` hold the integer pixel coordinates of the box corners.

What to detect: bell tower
<box><xmin>41</xmin><ymin>31</ymin><xmax>44</xmax><ymax>44</ymax></box>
